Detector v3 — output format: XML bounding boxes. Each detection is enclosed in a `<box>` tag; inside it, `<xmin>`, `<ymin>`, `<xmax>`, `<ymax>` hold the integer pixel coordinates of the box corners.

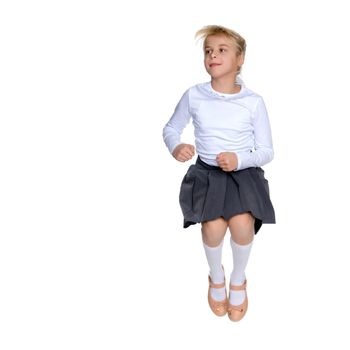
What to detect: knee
<box><xmin>202</xmin><ymin>217</ymin><xmax>228</xmax><ymax>234</ymax></box>
<box><xmin>228</xmin><ymin>213</ymin><xmax>255</xmax><ymax>244</ymax></box>
<box><xmin>201</xmin><ymin>217</ymin><xmax>228</xmax><ymax>247</ymax></box>
<box><xmin>229</xmin><ymin>212</ymin><xmax>254</xmax><ymax>230</ymax></box>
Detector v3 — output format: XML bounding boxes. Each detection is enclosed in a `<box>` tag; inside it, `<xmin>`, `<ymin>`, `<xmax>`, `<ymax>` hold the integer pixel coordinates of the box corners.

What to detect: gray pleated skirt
<box><xmin>179</xmin><ymin>156</ymin><xmax>276</xmax><ymax>234</ymax></box>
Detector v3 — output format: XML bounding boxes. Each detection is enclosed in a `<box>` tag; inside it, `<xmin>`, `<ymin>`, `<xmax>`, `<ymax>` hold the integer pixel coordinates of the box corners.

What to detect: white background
<box><xmin>1</xmin><ymin>0</ymin><xmax>350</xmax><ymax>348</ymax></box>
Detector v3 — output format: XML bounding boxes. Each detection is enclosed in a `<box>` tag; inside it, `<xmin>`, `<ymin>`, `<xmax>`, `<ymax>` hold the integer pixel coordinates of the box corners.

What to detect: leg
<box><xmin>201</xmin><ymin>216</ymin><xmax>228</xmax><ymax>247</ymax></box>
<box><xmin>228</xmin><ymin>212</ymin><xmax>255</xmax><ymax>245</ymax></box>
<box><xmin>201</xmin><ymin>217</ymin><xmax>228</xmax><ymax>303</ymax></box>
<box><xmin>227</xmin><ymin>212</ymin><xmax>255</xmax><ymax>309</ymax></box>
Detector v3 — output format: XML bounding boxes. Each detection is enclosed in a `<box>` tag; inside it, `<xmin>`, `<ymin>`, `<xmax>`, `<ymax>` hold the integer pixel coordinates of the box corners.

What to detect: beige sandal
<box><xmin>207</xmin><ymin>267</ymin><xmax>228</xmax><ymax>317</ymax></box>
<box><xmin>227</xmin><ymin>279</ymin><xmax>248</xmax><ymax>322</ymax></box>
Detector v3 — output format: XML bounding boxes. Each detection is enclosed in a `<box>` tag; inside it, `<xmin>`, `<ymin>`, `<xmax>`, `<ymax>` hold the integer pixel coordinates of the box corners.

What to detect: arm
<box><xmin>162</xmin><ymin>89</ymin><xmax>191</xmax><ymax>155</ymax></box>
<box><xmin>235</xmin><ymin>97</ymin><xmax>274</xmax><ymax>171</ymax></box>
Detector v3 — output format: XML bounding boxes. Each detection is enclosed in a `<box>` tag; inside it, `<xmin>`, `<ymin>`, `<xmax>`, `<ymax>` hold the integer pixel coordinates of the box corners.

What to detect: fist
<box><xmin>172</xmin><ymin>143</ymin><xmax>196</xmax><ymax>162</ymax></box>
<box><xmin>216</xmin><ymin>152</ymin><xmax>238</xmax><ymax>172</ymax></box>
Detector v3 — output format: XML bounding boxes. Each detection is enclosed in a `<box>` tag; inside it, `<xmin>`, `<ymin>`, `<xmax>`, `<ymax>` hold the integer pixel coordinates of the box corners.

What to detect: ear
<box><xmin>237</xmin><ymin>53</ymin><xmax>245</xmax><ymax>66</ymax></box>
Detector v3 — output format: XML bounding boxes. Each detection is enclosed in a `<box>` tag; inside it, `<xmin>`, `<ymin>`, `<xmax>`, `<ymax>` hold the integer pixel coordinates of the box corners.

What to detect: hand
<box><xmin>172</xmin><ymin>143</ymin><xmax>196</xmax><ymax>162</ymax></box>
<box><xmin>216</xmin><ymin>152</ymin><xmax>238</xmax><ymax>172</ymax></box>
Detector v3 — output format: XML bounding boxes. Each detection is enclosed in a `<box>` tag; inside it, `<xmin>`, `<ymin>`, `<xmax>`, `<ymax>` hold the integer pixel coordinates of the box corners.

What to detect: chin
<box><xmin>210</xmin><ymin>74</ymin><xmax>223</xmax><ymax>79</ymax></box>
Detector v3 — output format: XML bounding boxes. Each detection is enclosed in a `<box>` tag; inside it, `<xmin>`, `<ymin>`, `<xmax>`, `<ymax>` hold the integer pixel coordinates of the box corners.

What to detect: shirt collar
<box><xmin>206</xmin><ymin>77</ymin><xmax>246</xmax><ymax>98</ymax></box>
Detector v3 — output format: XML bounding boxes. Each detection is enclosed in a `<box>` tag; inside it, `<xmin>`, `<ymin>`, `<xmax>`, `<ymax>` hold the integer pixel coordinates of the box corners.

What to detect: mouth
<box><xmin>209</xmin><ymin>63</ymin><xmax>221</xmax><ymax>68</ymax></box>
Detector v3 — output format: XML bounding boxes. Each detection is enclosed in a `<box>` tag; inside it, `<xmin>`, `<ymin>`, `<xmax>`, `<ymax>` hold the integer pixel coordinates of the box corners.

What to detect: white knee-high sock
<box><xmin>203</xmin><ymin>239</ymin><xmax>226</xmax><ymax>301</ymax></box>
<box><xmin>230</xmin><ymin>237</ymin><xmax>253</xmax><ymax>305</ymax></box>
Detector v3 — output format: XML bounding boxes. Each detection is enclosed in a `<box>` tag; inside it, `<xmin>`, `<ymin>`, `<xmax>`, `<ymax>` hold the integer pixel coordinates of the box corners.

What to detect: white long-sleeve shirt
<box><xmin>162</xmin><ymin>79</ymin><xmax>274</xmax><ymax>171</ymax></box>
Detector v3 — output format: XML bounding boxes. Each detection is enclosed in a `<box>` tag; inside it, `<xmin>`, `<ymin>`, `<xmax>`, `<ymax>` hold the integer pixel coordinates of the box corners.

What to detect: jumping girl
<box><xmin>162</xmin><ymin>25</ymin><xmax>276</xmax><ymax>322</ymax></box>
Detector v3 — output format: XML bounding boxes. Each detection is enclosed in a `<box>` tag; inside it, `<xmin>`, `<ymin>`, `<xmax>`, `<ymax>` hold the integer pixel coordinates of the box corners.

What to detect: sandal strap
<box><xmin>208</xmin><ymin>264</ymin><xmax>226</xmax><ymax>288</ymax></box>
<box><xmin>230</xmin><ymin>279</ymin><xmax>247</xmax><ymax>291</ymax></box>
<box><xmin>208</xmin><ymin>275</ymin><xmax>226</xmax><ymax>289</ymax></box>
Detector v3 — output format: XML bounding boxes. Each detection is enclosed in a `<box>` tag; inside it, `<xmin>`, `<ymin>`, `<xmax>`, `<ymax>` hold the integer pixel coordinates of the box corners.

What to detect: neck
<box><xmin>210</xmin><ymin>76</ymin><xmax>241</xmax><ymax>94</ymax></box>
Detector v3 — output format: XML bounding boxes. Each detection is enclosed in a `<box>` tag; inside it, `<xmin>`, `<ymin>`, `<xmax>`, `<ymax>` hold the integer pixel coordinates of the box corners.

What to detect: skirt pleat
<box><xmin>179</xmin><ymin>156</ymin><xmax>276</xmax><ymax>234</ymax></box>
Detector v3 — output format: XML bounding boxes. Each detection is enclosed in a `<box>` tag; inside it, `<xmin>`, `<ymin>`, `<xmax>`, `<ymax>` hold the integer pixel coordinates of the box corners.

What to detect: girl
<box><xmin>162</xmin><ymin>25</ymin><xmax>275</xmax><ymax>322</ymax></box>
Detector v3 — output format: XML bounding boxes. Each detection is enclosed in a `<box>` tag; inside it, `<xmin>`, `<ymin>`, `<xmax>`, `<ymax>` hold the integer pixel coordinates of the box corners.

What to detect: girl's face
<box><xmin>204</xmin><ymin>34</ymin><xmax>244</xmax><ymax>80</ymax></box>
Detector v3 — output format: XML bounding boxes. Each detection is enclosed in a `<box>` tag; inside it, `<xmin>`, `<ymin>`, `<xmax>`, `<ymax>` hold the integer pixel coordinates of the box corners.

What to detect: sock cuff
<box><xmin>203</xmin><ymin>238</ymin><xmax>224</xmax><ymax>251</ymax></box>
<box><xmin>230</xmin><ymin>237</ymin><xmax>253</xmax><ymax>250</ymax></box>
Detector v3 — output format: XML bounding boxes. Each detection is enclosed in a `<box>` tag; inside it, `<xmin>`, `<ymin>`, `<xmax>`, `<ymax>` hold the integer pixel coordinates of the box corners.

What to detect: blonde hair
<box><xmin>195</xmin><ymin>25</ymin><xmax>246</xmax><ymax>75</ymax></box>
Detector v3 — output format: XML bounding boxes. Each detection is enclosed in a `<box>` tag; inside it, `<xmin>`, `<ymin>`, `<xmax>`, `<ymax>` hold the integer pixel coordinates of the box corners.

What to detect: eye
<box><xmin>205</xmin><ymin>48</ymin><xmax>226</xmax><ymax>54</ymax></box>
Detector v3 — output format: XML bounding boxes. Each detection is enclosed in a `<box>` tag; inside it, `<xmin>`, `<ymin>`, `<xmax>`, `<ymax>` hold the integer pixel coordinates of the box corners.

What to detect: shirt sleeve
<box><xmin>162</xmin><ymin>88</ymin><xmax>191</xmax><ymax>155</ymax></box>
<box><xmin>235</xmin><ymin>97</ymin><xmax>274</xmax><ymax>171</ymax></box>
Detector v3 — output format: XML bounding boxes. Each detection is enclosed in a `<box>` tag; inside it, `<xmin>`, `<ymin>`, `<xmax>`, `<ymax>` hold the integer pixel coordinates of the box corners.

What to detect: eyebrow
<box><xmin>205</xmin><ymin>44</ymin><xmax>230</xmax><ymax>49</ymax></box>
